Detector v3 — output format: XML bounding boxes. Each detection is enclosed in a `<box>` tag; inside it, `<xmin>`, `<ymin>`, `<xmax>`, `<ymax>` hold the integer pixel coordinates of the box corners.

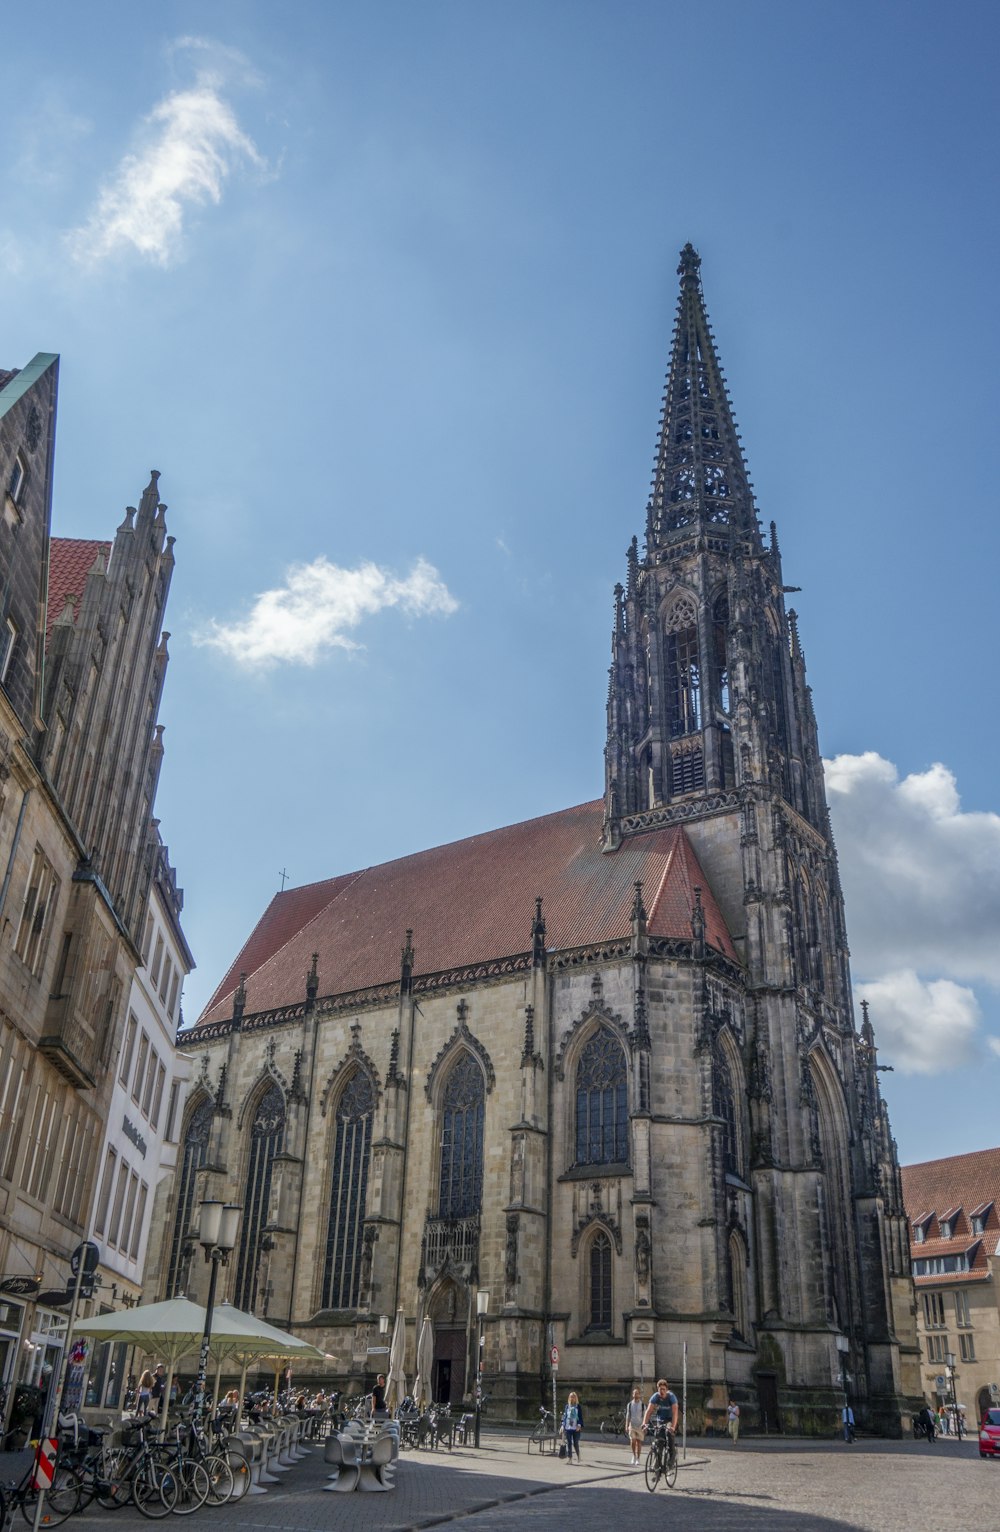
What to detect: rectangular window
<box><xmin>95</xmin><ymin>1147</ymin><xmax>117</xmax><ymax>1236</ymax></box>
<box><xmin>132</xmin><ymin>1032</ymin><xmax>149</xmax><ymax>1103</ymax></box>
<box><xmin>168</xmin><ymin>971</ymin><xmax>180</xmax><ymax>1021</ymax></box>
<box><xmin>0</xmin><ymin>618</ymin><xmax>17</xmax><ymax>684</ymax></box>
<box><xmin>150</xmin><ymin>1062</ymin><xmax>166</xmax><ymax>1131</ymax></box>
<box><xmin>0</xmin><ymin>1026</ymin><xmax>31</xmax><ymax>1180</ymax></box>
<box><xmin>108</xmin><ymin>1160</ymin><xmax>130</xmax><ymax>1246</ymax></box>
<box><xmin>159</xmin><ymin>956</ymin><xmax>172</xmax><ymax>1005</ymax></box>
<box><xmin>119</xmin><ymin>1014</ymin><xmax>138</xmax><ymax>1086</ymax></box>
<box><xmin>142</xmin><ymin>1047</ymin><xmax>158</xmax><ymax>1118</ymax></box>
<box><xmin>142</xmin><ymin>914</ymin><xmax>154</xmax><ymax>965</ymax></box>
<box><xmin>14</xmin><ymin>847</ymin><xmax>59</xmax><ymax>977</ymax></box>
<box><xmin>955</xmin><ymin>1291</ymin><xmax>971</xmax><ymax>1327</ymax></box>
<box><xmin>119</xmin><ymin>1172</ymin><xmax>139</xmax><ymax>1253</ymax></box>
<box><xmin>150</xmin><ymin>934</ymin><xmax>163</xmax><ymax>988</ymax></box>
<box><xmin>130</xmin><ymin>1182</ymin><xmax>148</xmax><ymax>1261</ymax></box>
<box><xmin>20</xmin><ymin>1079</ymin><xmax>59</xmax><ymax>1201</ymax></box>
<box><xmin>960</xmin><ymin>1332</ymin><xmax>976</xmax><ymax>1362</ymax></box>
<box><xmin>923</xmin><ymin>1292</ymin><xmax>945</xmax><ymax>1328</ymax></box>
<box><xmin>165</xmin><ymin>1080</ymin><xmax>180</xmax><ymax>1142</ymax></box>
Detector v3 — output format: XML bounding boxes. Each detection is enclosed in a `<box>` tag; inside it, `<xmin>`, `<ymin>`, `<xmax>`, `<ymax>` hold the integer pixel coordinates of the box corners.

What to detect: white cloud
<box><xmin>196</xmin><ymin>555</ymin><xmax>458</xmax><ymax>669</ymax></box>
<box><xmin>68</xmin><ymin>74</ymin><xmax>264</xmax><ymax>267</ymax></box>
<box><xmin>825</xmin><ymin>752</ymin><xmax>1000</xmax><ymax>1073</ymax></box>
<box><xmin>825</xmin><ymin>752</ymin><xmax>1000</xmax><ymax>986</ymax></box>
<box><xmin>855</xmin><ymin>971</ymin><xmax>981</xmax><ymax>1075</ymax></box>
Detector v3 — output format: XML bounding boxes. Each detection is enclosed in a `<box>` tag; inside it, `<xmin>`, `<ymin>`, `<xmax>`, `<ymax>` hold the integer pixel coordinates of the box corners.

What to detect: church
<box><xmin>146</xmin><ymin>247</ymin><xmax>920</xmax><ymax>1433</ymax></box>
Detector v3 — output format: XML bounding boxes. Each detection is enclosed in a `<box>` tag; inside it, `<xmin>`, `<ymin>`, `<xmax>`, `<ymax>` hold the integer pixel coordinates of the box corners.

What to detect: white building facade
<box><xmin>84</xmin><ymin>840</ymin><xmax>194</xmax><ymax>1409</ymax></box>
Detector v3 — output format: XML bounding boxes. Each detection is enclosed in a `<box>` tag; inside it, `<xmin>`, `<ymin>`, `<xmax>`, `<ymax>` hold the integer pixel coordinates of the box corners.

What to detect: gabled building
<box><xmin>0</xmin><ymin>353</ymin><xmax>181</xmax><ymax>1427</ymax></box>
<box><xmin>902</xmin><ymin>1148</ymin><xmax>1000</xmax><ymax>1424</ymax></box>
<box><xmin>146</xmin><ymin>249</ymin><xmax>919</xmax><ymax>1433</ymax></box>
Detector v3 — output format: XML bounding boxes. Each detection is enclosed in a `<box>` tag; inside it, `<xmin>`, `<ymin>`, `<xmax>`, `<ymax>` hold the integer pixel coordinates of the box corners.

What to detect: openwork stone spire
<box><xmin>647</xmin><ymin>244</ymin><xmax>756</xmax><ymax>549</ymax></box>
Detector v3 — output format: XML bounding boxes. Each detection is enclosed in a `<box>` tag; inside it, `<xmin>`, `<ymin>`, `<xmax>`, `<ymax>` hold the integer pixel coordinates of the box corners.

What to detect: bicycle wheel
<box><xmin>164</xmin><ymin>1460</ymin><xmax>210</xmax><ymax>1515</ymax></box>
<box><xmin>19</xmin><ymin>1468</ymin><xmax>82</xmax><ymax>1527</ymax></box>
<box><xmin>202</xmin><ymin>1453</ymin><xmax>234</xmax><ymax>1505</ymax></box>
<box><xmin>132</xmin><ymin>1460</ymin><xmax>176</xmax><ymax>1520</ymax></box>
<box><xmin>644</xmin><ymin>1443</ymin><xmax>662</xmax><ymax>1492</ymax></box>
<box><xmin>96</xmin><ymin>1447</ymin><xmax>133</xmax><ymax>1509</ymax></box>
<box><xmin>225</xmin><ymin>1446</ymin><xmax>252</xmax><ymax>1500</ymax></box>
<box><xmin>664</xmin><ymin>1445</ymin><xmax>678</xmax><ymax>1489</ymax></box>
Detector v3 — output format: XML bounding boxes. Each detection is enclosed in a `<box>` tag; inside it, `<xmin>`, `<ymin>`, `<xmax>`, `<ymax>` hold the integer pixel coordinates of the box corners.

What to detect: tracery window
<box><xmin>322</xmin><ymin>1070</ymin><xmax>376</xmax><ymax>1309</ymax></box>
<box><xmin>233</xmin><ymin>1083</ymin><xmax>286</xmax><ymax>1310</ymax></box>
<box><xmin>713</xmin><ymin>1053</ymin><xmax>741</xmax><ymax>1177</ymax></box>
<box><xmin>713</xmin><ymin>594</ymin><xmax>730</xmax><ymax>714</ymax></box>
<box><xmin>728</xmin><ymin>1232</ymin><xmax>750</xmax><ymax>1341</ymax></box>
<box><xmin>589</xmin><ymin>1230</ymin><xmax>613</xmax><ymax>1331</ymax></box>
<box><xmin>438</xmin><ymin>1054</ymin><xmax>485</xmax><ymax>1219</ymax></box>
<box><xmin>666</xmin><ymin>600</ymin><xmax>701</xmax><ymax>737</ymax></box>
<box><xmin>575</xmin><ymin>1026</ymin><xmax>628</xmax><ymax>1166</ymax></box>
<box><xmin>165</xmin><ymin>1096</ymin><xmax>214</xmax><ymax>1296</ymax></box>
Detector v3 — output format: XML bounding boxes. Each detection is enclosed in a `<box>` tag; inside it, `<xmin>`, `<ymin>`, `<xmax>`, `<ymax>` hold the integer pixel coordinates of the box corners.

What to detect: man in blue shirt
<box><xmin>643</xmin><ymin>1379</ymin><xmax>679</xmax><ymax>1435</ymax></box>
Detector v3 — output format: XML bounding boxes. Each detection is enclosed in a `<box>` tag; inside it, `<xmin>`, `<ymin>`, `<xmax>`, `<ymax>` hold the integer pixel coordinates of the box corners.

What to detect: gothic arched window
<box><xmin>666</xmin><ymin>610</ymin><xmax>702</xmax><ymax>738</ymax></box>
<box><xmin>322</xmin><ymin>1071</ymin><xmax>376</xmax><ymax>1309</ymax></box>
<box><xmin>165</xmin><ymin>1096</ymin><xmax>214</xmax><ymax>1296</ymax></box>
<box><xmin>233</xmin><ymin>1082</ymin><xmax>286</xmax><ymax>1310</ymax></box>
<box><xmin>713</xmin><ymin>1053</ymin><xmax>741</xmax><ymax>1178</ymax></box>
<box><xmin>589</xmin><ymin>1231</ymin><xmax>613</xmax><ymax>1331</ymax></box>
<box><xmin>438</xmin><ymin>1054</ymin><xmax>485</xmax><ymax>1219</ymax></box>
<box><xmin>728</xmin><ymin>1231</ymin><xmax>750</xmax><ymax>1341</ymax></box>
<box><xmin>575</xmin><ymin>1026</ymin><xmax>629</xmax><ymax>1166</ymax></box>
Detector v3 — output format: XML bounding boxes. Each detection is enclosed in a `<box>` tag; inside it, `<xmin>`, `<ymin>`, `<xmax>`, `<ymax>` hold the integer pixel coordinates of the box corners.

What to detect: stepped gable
<box><xmin>195</xmin><ymin>800</ymin><xmax>738</xmax><ymax>1027</ymax></box>
<box><xmin>46</xmin><ymin>536</ymin><xmax>111</xmax><ymax>645</ymax></box>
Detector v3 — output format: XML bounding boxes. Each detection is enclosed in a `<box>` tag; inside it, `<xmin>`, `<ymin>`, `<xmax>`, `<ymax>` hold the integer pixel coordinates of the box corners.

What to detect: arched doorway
<box><xmin>428</xmin><ymin>1279</ymin><xmax>468</xmax><ymax>1405</ymax></box>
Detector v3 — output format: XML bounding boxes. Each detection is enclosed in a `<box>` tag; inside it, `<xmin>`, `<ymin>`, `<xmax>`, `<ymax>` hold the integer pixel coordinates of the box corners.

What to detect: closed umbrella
<box><xmin>414</xmin><ymin>1316</ymin><xmax>434</xmax><ymax>1409</ymax></box>
<box><xmin>384</xmin><ymin>1307</ymin><xmax>407</xmax><ymax>1414</ymax></box>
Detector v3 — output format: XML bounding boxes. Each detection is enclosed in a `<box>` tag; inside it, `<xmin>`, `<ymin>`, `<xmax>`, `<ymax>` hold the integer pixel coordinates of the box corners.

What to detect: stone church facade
<box><xmin>148</xmin><ymin>248</ymin><xmax>920</xmax><ymax>1433</ymax></box>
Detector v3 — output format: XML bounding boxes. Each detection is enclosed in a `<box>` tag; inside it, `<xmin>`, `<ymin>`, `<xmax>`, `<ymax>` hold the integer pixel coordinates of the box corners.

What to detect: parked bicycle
<box><xmin>528</xmin><ymin>1406</ymin><xmax>559</xmax><ymax>1455</ymax></box>
<box><xmin>600</xmin><ymin>1407</ymin><xmax>627</xmax><ymax>1437</ymax></box>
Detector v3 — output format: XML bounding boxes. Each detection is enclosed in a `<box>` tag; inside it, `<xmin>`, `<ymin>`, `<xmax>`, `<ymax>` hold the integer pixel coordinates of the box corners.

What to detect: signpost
<box><xmin>33</xmin><ymin>1238</ymin><xmax>100</xmax><ymax>1532</ymax></box>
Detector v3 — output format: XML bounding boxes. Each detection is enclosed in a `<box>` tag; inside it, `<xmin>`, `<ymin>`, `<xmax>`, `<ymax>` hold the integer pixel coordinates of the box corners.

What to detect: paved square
<box><xmin>7</xmin><ymin>1430</ymin><xmax>995</xmax><ymax>1532</ymax></box>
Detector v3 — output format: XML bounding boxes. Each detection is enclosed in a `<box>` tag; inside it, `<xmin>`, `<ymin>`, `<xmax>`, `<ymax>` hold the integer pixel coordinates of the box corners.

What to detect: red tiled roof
<box><xmin>903</xmin><ymin>1149</ymin><xmax>1000</xmax><ymax>1224</ymax></box>
<box><xmin>195</xmin><ymin>801</ymin><xmax>739</xmax><ymax>1027</ymax></box>
<box><xmin>47</xmin><ymin>538</ymin><xmax>111</xmax><ymax>646</ymax></box>
<box><xmin>911</xmin><ymin>1236</ymin><xmax>981</xmax><ymax>1260</ymax></box>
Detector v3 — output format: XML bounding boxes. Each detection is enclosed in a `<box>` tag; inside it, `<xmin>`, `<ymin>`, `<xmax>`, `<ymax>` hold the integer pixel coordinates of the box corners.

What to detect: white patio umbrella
<box><xmin>384</xmin><ymin>1307</ymin><xmax>408</xmax><ymax>1414</ymax></box>
<box><xmin>206</xmin><ymin>1303</ymin><xmax>327</xmax><ymax>1411</ymax></box>
<box><xmin>414</xmin><ymin>1315</ymin><xmax>434</xmax><ymax>1409</ymax></box>
<box><xmin>73</xmin><ymin>1295</ymin><xmax>253</xmax><ymax>1426</ymax></box>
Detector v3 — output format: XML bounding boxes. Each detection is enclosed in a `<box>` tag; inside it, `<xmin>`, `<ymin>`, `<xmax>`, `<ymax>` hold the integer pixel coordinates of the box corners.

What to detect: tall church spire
<box><xmin>647</xmin><ymin>243</ymin><xmax>757</xmax><ymax>551</ymax></box>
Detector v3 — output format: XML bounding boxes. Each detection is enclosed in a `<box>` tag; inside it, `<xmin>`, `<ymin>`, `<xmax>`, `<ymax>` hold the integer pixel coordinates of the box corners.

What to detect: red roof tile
<box><xmin>903</xmin><ymin>1147</ymin><xmax>1000</xmax><ymax>1261</ymax></box>
<box><xmin>194</xmin><ymin>801</ymin><xmax>739</xmax><ymax>1028</ymax></box>
<box><xmin>47</xmin><ymin>537</ymin><xmax>111</xmax><ymax>646</ymax></box>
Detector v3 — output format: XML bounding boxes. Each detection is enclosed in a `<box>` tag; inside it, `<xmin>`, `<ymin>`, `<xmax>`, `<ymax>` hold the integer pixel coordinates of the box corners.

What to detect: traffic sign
<box><xmin>935</xmin><ymin>1374</ymin><xmax>946</xmax><ymax>1391</ymax></box>
<box><xmin>70</xmin><ymin>1241</ymin><xmax>100</xmax><ymax>1277</ymax></box>
<box><xmin>550</xmin><ymin>1345</ymin><xmax>559</xmax><ymax>1370</ymax></box>
<box><xmin>31</xmin><ymin>1439</ymin><xmax>58</xmax><ymax>1490</ymax></box>
<box><xmin>990</xmin><ymin>1383</ymin><xmax>999</xmax><ymax>1399</ymax></box>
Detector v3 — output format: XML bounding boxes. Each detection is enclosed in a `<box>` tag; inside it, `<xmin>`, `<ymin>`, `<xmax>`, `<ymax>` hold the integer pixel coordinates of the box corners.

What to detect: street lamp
<box><xmin>474</xmin><ymin>1290</ymin><xmax>489</xmax><ymax>1449</ymax></box>
<box><xmin>944</xmin><ymin>1351</ymin><xmax>960</xmax><ymax>1438</ymax></box>
<box><xmin>194</xmin><ymin>1201</ymin><xmax>241</xmax><ymax>1422</ymax></box>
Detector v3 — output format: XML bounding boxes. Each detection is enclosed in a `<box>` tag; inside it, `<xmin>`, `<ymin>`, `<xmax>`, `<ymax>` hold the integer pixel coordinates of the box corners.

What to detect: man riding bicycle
<box><xmin>642</xmin><ymin>1378</ymin><xmax>679</xmax><ymax>1456</ymax></box>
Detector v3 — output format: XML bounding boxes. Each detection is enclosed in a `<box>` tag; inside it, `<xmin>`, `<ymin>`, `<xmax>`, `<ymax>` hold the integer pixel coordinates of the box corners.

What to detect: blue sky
<box><xmin>2</xmin><ymin>1</ymin><xmax>998</xmax><ymax>1165</ymax></box>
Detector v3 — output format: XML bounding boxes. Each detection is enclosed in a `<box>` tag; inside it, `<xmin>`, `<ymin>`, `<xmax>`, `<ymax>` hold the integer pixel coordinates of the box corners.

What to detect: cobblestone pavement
<box><xmin>3</xmin><ymin>1430</ymin><xmax>995</xmax><ymax>1532</ymax></box>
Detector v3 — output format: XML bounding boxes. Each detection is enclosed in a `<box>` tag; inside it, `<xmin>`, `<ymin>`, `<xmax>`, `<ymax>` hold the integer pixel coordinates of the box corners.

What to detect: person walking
<box><xmin>150</xmin><ymin>1364</ymin><xmax>166</xmax><ymax>1416</ymax></box>
<box><xmin>369</xmin><ymin>1374</ymin><xmax>388</xmax><ymax>1421</ymax></box>
<box><xmin>842</xmin><ymin>1403</ymin><xmax>855</xmax><ymax>1442</ymax></box>
<box><xmin>136</xmin><ymin>1367</ymin><xmax>154</xmax><ymax>1417</ymax></box>
<box><xmin>626</xmin><ymin>1387</ymin><xmax>645</xmax><ymax>1465</ymax></box>
<box><xmin>561</xmin><ymin>1391</ymin><xmax>583</xmax><ymax>1462</ymax></box>
<box><xmin>727</xmin><ymin>1399</ymin><xmax>740</xmax><ymax>1443</ymax></box>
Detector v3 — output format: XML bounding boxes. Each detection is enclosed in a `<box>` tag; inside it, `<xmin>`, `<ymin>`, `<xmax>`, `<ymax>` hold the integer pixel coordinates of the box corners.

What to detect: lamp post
<box><xmin>474</xmin><ymin>1290</ymin><xmax>489</xmax><ymax>1449</ymax></box>
<box><xmin>194</xmin><ymin>1200</ymin><xmax>241</xmax><ymax>1423</ymax></box>
<box><xmin>944</xmin><ymin>1351</ymin><xmax>960</xmax><ymax>1438</ymax></box>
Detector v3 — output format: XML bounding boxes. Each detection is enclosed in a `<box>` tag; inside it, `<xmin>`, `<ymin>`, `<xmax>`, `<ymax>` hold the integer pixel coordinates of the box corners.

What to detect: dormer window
<box><xmin>939</xmin><ymin>1218</ymin><xmax>953</xmax><ymax>1239</ymax></box>
<box><xmin>913</xmin><ymin>1224</ymin><xmax>926</xmax><ymax>1244</ymax></box>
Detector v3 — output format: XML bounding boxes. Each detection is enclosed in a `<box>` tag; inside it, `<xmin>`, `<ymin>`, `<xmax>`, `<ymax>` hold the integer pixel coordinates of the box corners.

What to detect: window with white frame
<box><xmin>14</xmin><ymin>848</ymin><xmax>59</xmax><ymax>977</ymax></box>
<box><xmin>119</xmin><ymin>1014</ymin><xmax>138</xmax><ymax>1086</ymax></box>
<box><xmin>0</xmin><ymin>1024</ymin><xmax>31</xmax><ymax>1180</ymax></box>
<box><xmin>0</xmin><ymin>619</ymin><xmax>16</xmax><ymax>685</ymax></box>
<box><xmin>150</xmin><ymin>1061</ymin><xmax>166</xmax><ymax>1131</ymax></box>
<box><xmin>923</xmin><ymin>1292</ymin><xmax>945</xmax><ymax>1328</ymax></box>
<box><xmin>955</xmin><ymin>1291</ymin><xmax>971</xmax><ymax>1327</ymax></box>
<box><xmin>960</xmin><ymin>1332</ymin><xmax>976</xmax><ymax>1362</ymax></box>
<box><xmin>95</xmin><ymin>1147</ymin><xmax>117</xmax><ymax>1236</ymax></box>
<box><xmin>8</xmin><ymin>452</ymin><xmax>27</xmax><ymax>505</ymax></box>
<box><xmin>132</xmin><ymin>1032</ymin><xmax>149</xmax><ymax>1104</ymax></box>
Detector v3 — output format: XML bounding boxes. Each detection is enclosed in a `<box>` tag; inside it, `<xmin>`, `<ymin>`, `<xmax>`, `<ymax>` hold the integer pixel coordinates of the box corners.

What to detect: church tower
<box><xmin>604</xmin><ymin>244</ymin><xmax>919</xmax><ymax>1431</ymax></box>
